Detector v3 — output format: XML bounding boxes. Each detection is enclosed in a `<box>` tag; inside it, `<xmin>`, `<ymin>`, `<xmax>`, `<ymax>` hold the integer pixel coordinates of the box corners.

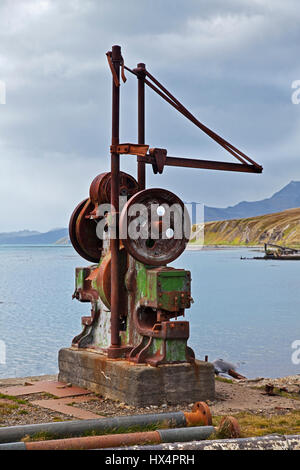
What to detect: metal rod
<box><xmin>137</xmin><ymin>154</ymin><xmax>262</xmax><ymax>173</ymax></box>
<box><xmin>137</xmin><ymin>63</ymin><xmax>146</xmax><ymax>189</ymax></box>
<box><xmin>1</xmin><ymin>427</ymin><xmax>216</xmax><ymax>451</ymax></box>
<box><xmin>145</xmin><ymin>70</ymin><xmax>256</xmax><ymax>165</ymax></box>
<box><xmin>109</xmin><ymin>45</ymin><xmax>121</xmax><ymax>355</ymax></box>
<box><xmin>144</xmin><ymin>78</ymin><xmax>247</xmax><ymax>166</ymax></box>
<box><xmin>123</xmin><ymin>63</ymin><xmax>261</xmax><ymax>170</ymax></box>
<box><xmin>0</xmin><ymin>412</ymin><xmax>187</xmax><ymax>444</ymax></box>
<box><xmin>144</xmin><ymin>75</ymin><xmax>260</xmax><ymax>168</ymax></box>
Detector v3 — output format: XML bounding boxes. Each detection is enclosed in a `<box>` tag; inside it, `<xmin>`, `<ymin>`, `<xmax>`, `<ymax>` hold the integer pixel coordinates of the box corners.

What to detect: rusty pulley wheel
<box><xmin>96</xmin><ymin>246</ymin><xmax>128</xmax><ymax>313</ymax></box>
<box><xmin>89</xmin><ymin>171</ymin><xmax>139</xmax><ymax>206</ymax></box>
<box><xmin>119</xmin><ymin>188</ymin><xmax>191</xmax><ymax>266</ymax></box>
<box><xmin>69</xmin><ymin>198</ymin><xmax>102</xmax><ymax>263</ymax></box>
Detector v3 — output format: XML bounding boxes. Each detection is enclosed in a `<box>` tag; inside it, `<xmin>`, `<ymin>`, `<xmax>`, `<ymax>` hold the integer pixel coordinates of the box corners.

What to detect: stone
<box><xmin>58</xmin><ymin>347</ymin><xmax>215</xmax><ymax>407</ymax></box>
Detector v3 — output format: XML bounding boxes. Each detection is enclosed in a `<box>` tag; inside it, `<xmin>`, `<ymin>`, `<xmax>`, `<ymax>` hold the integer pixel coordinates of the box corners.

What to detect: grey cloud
<box><xmin>0</xmin><ymin>0</ymin><xmax>300</xmax><ymax>231</ymax></box>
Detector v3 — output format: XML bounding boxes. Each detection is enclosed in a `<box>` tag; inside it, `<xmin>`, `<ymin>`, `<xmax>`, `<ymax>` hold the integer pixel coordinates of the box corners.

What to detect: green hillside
<box><xmin>190</xmin><ymin>207</ymin><xmax>300</xmax><ymax>247</ymax></box>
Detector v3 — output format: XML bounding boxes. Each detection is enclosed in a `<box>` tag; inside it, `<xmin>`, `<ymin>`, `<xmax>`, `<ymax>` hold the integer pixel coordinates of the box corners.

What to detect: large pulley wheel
<box><xmin>120</xmin><ymin>188</ymin><xmax>191</xmax><ymax>266</ymax></box>
<box><xmin>69</xmin><ymin>171</ymin><xmax>139</xmax><ymax>263</ymax></box>
<box><xmin>69</xmin><ymin>198</ymin><xmax>102</xmax><ymax>263</ymax></box>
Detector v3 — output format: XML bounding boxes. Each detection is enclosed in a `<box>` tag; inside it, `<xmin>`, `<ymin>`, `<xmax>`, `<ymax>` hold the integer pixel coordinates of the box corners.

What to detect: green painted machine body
<box><xmin>72</xmin><ymin>254</ymin><xmax>195</xmax><ymax>366</ymax></box>
<box><xmin>138</xmin><ymin>266</ymin><xmax>191</xmax><ymax>312</ymax></box>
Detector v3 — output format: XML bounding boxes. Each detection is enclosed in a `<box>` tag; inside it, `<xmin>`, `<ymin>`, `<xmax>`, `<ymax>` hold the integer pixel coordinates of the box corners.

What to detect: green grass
<box><xmin>22</xmin><ymin>431</ymin><xmax>57</xmax><ymax>442</ymax></box>
<box><xmin>192</xmin><ymin>207</ymin><xmax>300</xmax><ymax>247</ymax></box>
<box><xmin>22</xmin><ymin>422</ymin><xmax>170</xmax><ymax>442</ymax></box>
<box><xmin>215</xmin><ymin>376</ymin><xmax>233</xmax><ymax>384</ymax></box>
<box><xmin>253</xmin><ymin>386</ymin><xmax>300</xmax><ymax>402</ymax></box>
<box><xmin>0</xmin><ymin>393</ymin><xmax>28</xmax><ymax>405</ymax></box>
<box><xmin>211</xmin><ymin>410</ymin><xmax>300</xmax><ymax>438</ymax></box>
<box><xmin>0</xmin><ymin>402</ymin><xmax>19</xmax><ymax>416</ymax></box>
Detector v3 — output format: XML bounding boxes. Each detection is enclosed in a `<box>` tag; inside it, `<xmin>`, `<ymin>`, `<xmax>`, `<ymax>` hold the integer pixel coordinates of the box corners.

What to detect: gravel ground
<box><xmin>0</xmin><ymin>374</ymin><xmax>299</xmax><ymax>427</ymax></box>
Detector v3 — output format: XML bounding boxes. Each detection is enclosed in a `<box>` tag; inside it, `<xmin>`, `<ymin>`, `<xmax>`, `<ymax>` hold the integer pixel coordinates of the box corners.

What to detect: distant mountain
<box><xmin>204</xmin><ymin>181</ymin><xmax>300</xmax><ymax>221</ymax></box>
<box><xmin>0</xmin><ymin>228</ymin><xmax>69</xmax><ymax>245</ymax></box>
<box><xmin>1</xmin><ymin>181</ymin><xmax>300</xmax><ymax>243</ymax></box>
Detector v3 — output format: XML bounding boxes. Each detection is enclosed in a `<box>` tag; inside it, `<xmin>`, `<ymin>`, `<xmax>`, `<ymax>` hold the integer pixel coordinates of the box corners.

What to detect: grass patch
<box><xmin>0</xmin><ymin>393</ymin><xmax>28</xmax><ymax>405</ymax></box>
<box><xmin>22</xmin><ymin>431</ymin><xmax>58</xmax><ymax>442</ymax></box>
<box><xmin>23</xmin><ymin>422</ymin><xmax>169</xmax><ymax>442</ymax></box>
<box><xmin>0</xmin><ymin>402</ymin><xmax>19</xmax><ymax>416</ymax></box>
<box><xmin>215</xmin><ymin>376</ymin><xmax>233</xmax><ymax>384</ymax></box>
<box><xmin>212</xmin><ymin>410</ymin><xmax>300</xmax><ymax>438</ymax></box>
<box><xmin>253</xmin><ymin>386</ymin><xmax>300</xmax><ymax>401</ymax></box>
<box><xmin>82</xmin><ymin>422</ymin><xmax>162</xmax><ymax>438</ymax></box>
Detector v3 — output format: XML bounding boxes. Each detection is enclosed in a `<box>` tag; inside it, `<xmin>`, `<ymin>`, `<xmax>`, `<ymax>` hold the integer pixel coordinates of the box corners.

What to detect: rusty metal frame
<box><xmin>106</xmin><ymin>44</ymin><xmax>263</xmax><ymax>358</ymax></box>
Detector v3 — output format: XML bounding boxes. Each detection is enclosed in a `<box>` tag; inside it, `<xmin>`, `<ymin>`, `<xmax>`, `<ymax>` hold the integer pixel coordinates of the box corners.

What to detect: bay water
<box><xmin>0</xmin><ymin>245</ymin><xmax>299</xmax><ymax>379</ymax></box>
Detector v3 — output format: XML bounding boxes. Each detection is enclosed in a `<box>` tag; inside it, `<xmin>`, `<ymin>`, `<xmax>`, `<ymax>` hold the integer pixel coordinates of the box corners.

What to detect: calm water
<box><xmin>0</xmin><ymin>245</ymin><xmax>299</xmax><ymax>379</ymax></box>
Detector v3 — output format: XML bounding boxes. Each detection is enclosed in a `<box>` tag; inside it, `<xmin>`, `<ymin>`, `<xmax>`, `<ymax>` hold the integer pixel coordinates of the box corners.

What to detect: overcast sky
<box><xmin>1</xmin><ymin>0</ymin><xmax>300</xmax><ymax>232</ymax></box>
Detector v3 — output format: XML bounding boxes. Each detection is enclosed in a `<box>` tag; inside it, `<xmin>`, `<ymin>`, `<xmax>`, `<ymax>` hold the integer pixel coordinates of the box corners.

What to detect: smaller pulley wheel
<box><xmin>119</xmin><ymin>188</ymin><xmax>191</xmax><ymax>266</ymax></box>
<box><xmin>89</xmin><ymin>171</ymin><xmax>139</xmax><ymax>206</ymax></box>
<box><xmin>69</xmin><ymin>198</ymin><xmax>102</xmax><ymax>263</ymax></box>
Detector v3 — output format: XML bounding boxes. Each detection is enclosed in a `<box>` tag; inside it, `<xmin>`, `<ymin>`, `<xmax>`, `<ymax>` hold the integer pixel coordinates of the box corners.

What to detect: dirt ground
<box><xmin>211</xmin><ymin>376</ymin><xmax>300</xmax><ymax>416</ymax></box>
<box><xmin>0</xmin><ymin>374</ymin><xmax>299</xmax><ymax>428</ymax></box>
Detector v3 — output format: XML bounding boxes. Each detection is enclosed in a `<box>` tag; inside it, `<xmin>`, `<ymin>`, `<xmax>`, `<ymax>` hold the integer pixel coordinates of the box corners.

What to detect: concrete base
<box><xmin>58</xmin><ymin>348</ymin><xmax>215</xmax><ymax>406</ymax></box>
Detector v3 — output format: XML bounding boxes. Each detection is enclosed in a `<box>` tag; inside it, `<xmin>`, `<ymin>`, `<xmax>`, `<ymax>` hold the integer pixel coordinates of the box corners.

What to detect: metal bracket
<box><xmin>110</xmin><ymin>143</ymin><xmax>149</xmax><ymax>157</ymax></box>
<box><xmin>149</xmin><ymin>148</ymin><xmax>167</xmax><ymax>174</ymax></box>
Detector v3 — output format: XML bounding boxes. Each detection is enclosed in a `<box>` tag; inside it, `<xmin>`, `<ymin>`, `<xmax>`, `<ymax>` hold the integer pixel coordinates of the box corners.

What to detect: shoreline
<box><xmin>186</xmin><ymin>244</ymin><xmax>263</xmax><ymax>251</ymax></box>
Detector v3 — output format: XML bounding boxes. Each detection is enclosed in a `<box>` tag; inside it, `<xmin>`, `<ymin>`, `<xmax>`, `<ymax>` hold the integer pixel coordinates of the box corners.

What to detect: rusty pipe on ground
<box><xmin>0</xmin><ymin>426</ymin><xmax>216</xmax><ymax>451</ymax></box>
<box><xmin>0</xmin><ymin>402</ymin><xmax>211</xmax><ymax>444</ymax></box>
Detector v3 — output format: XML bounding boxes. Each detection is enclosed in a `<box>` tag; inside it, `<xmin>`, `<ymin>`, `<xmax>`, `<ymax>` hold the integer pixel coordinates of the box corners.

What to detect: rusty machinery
<box><xmin>69</xmin><ymin>45</ymin><xmax>262</xmax><ymax>366</ymax></box>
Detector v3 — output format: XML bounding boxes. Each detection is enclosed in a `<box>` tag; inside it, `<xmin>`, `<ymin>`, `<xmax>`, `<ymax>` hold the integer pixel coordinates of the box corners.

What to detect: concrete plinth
<box><xmin>58</xmin><ymin>348</ymin><xmax>215</xmax><ymax>406</ymax></box>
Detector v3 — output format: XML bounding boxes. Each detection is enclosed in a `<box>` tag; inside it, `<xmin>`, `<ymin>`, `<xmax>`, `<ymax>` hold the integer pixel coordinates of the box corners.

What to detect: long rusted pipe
<box><xmin>25</xmin><ymin>431</ymin><xmax>160</xmax><ymax>450</ymax></box>
<box><xmin>108</xmin><ymin>45</ymin><xmax>121</xmax><ymax>357</ymax></box>
<box><xmin>2</xmin><ymin>427</ymin><xmax>215</xmax><ymax>451</ymax></box>
<box><xmin>137</xmin><ymin>62</ymin><xmax>146</xmax><ymax>190</ymax></box>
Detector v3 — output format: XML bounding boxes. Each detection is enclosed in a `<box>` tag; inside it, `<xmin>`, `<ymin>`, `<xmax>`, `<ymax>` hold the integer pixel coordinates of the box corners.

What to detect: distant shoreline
<box><xmin>186</xmin><ymin>244</ymin><xmax>263</xmax><ymax>251</ymax></box>
<box><xmin>0</xmin><ymin>243</ymin><xmax>264</xmax><ymax>251</ymax></box>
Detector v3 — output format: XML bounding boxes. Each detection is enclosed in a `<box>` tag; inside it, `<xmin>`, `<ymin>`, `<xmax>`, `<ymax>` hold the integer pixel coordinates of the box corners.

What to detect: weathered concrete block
<box><xmin>58</xmin><ymin>348</ymin><xmax>215</xmax><ymax>406</ymax></box>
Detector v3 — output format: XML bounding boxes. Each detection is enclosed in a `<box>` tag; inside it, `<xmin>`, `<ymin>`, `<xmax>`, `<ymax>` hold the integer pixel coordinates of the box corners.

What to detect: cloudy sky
<box><xmin>1</xmin><ymin>0</ymin><xmax>300</xmax><ymax>232</ymax></box>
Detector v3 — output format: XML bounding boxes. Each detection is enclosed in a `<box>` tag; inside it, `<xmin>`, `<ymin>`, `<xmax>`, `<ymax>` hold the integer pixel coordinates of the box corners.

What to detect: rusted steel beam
<box><xmin>123</xmin><ymin>62</ymin><xmax>262</xmax><ymax>172</ymax></box>
<box><xmin>9</xmin><ymin>427</ymin><xmax>216</xmax><ymax>450</ymax></box>
<box><xmin>108</xmin><ymin>45</ymin><xmax>122</xmax><ymax>357</ymax></box>
<box><xmin>137</xmin><ymin>154</ymin><xmax>263</xmax><ymax>173</ymax></box>
<box><xmin>144</xmin><ymin>75</ymin><xmax>261</xmax><ymax>169</ymax></box>
<box><xmin>137</xmin><ymin>62</ymin><xmax>146</xmax><ymax>190</ymax></box>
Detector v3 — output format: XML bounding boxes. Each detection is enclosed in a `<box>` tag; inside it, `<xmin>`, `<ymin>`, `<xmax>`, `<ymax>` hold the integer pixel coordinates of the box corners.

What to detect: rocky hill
<box><xmin>199</xmin><ymin>207</ymin><xmax>300</xmax><ymax>247</ymax></box>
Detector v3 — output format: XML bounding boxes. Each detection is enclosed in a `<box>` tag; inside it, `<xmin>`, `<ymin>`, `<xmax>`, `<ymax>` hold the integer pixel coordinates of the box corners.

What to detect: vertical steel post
<box><xmin>137</xmin><ymin>63</ymin><xmax>146</xmax><ymax>190</ymax></box>
<box><xmin>108</xmin><ymin>45</ymin><xmax>121</xmax><ymax>358</ymax></box>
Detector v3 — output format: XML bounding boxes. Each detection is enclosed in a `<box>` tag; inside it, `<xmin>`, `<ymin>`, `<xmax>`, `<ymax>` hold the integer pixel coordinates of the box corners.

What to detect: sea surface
<box><xmin>0</xmin><ymin>245</ymin><xmax>299</xmax><ymax>379</ymax></box>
